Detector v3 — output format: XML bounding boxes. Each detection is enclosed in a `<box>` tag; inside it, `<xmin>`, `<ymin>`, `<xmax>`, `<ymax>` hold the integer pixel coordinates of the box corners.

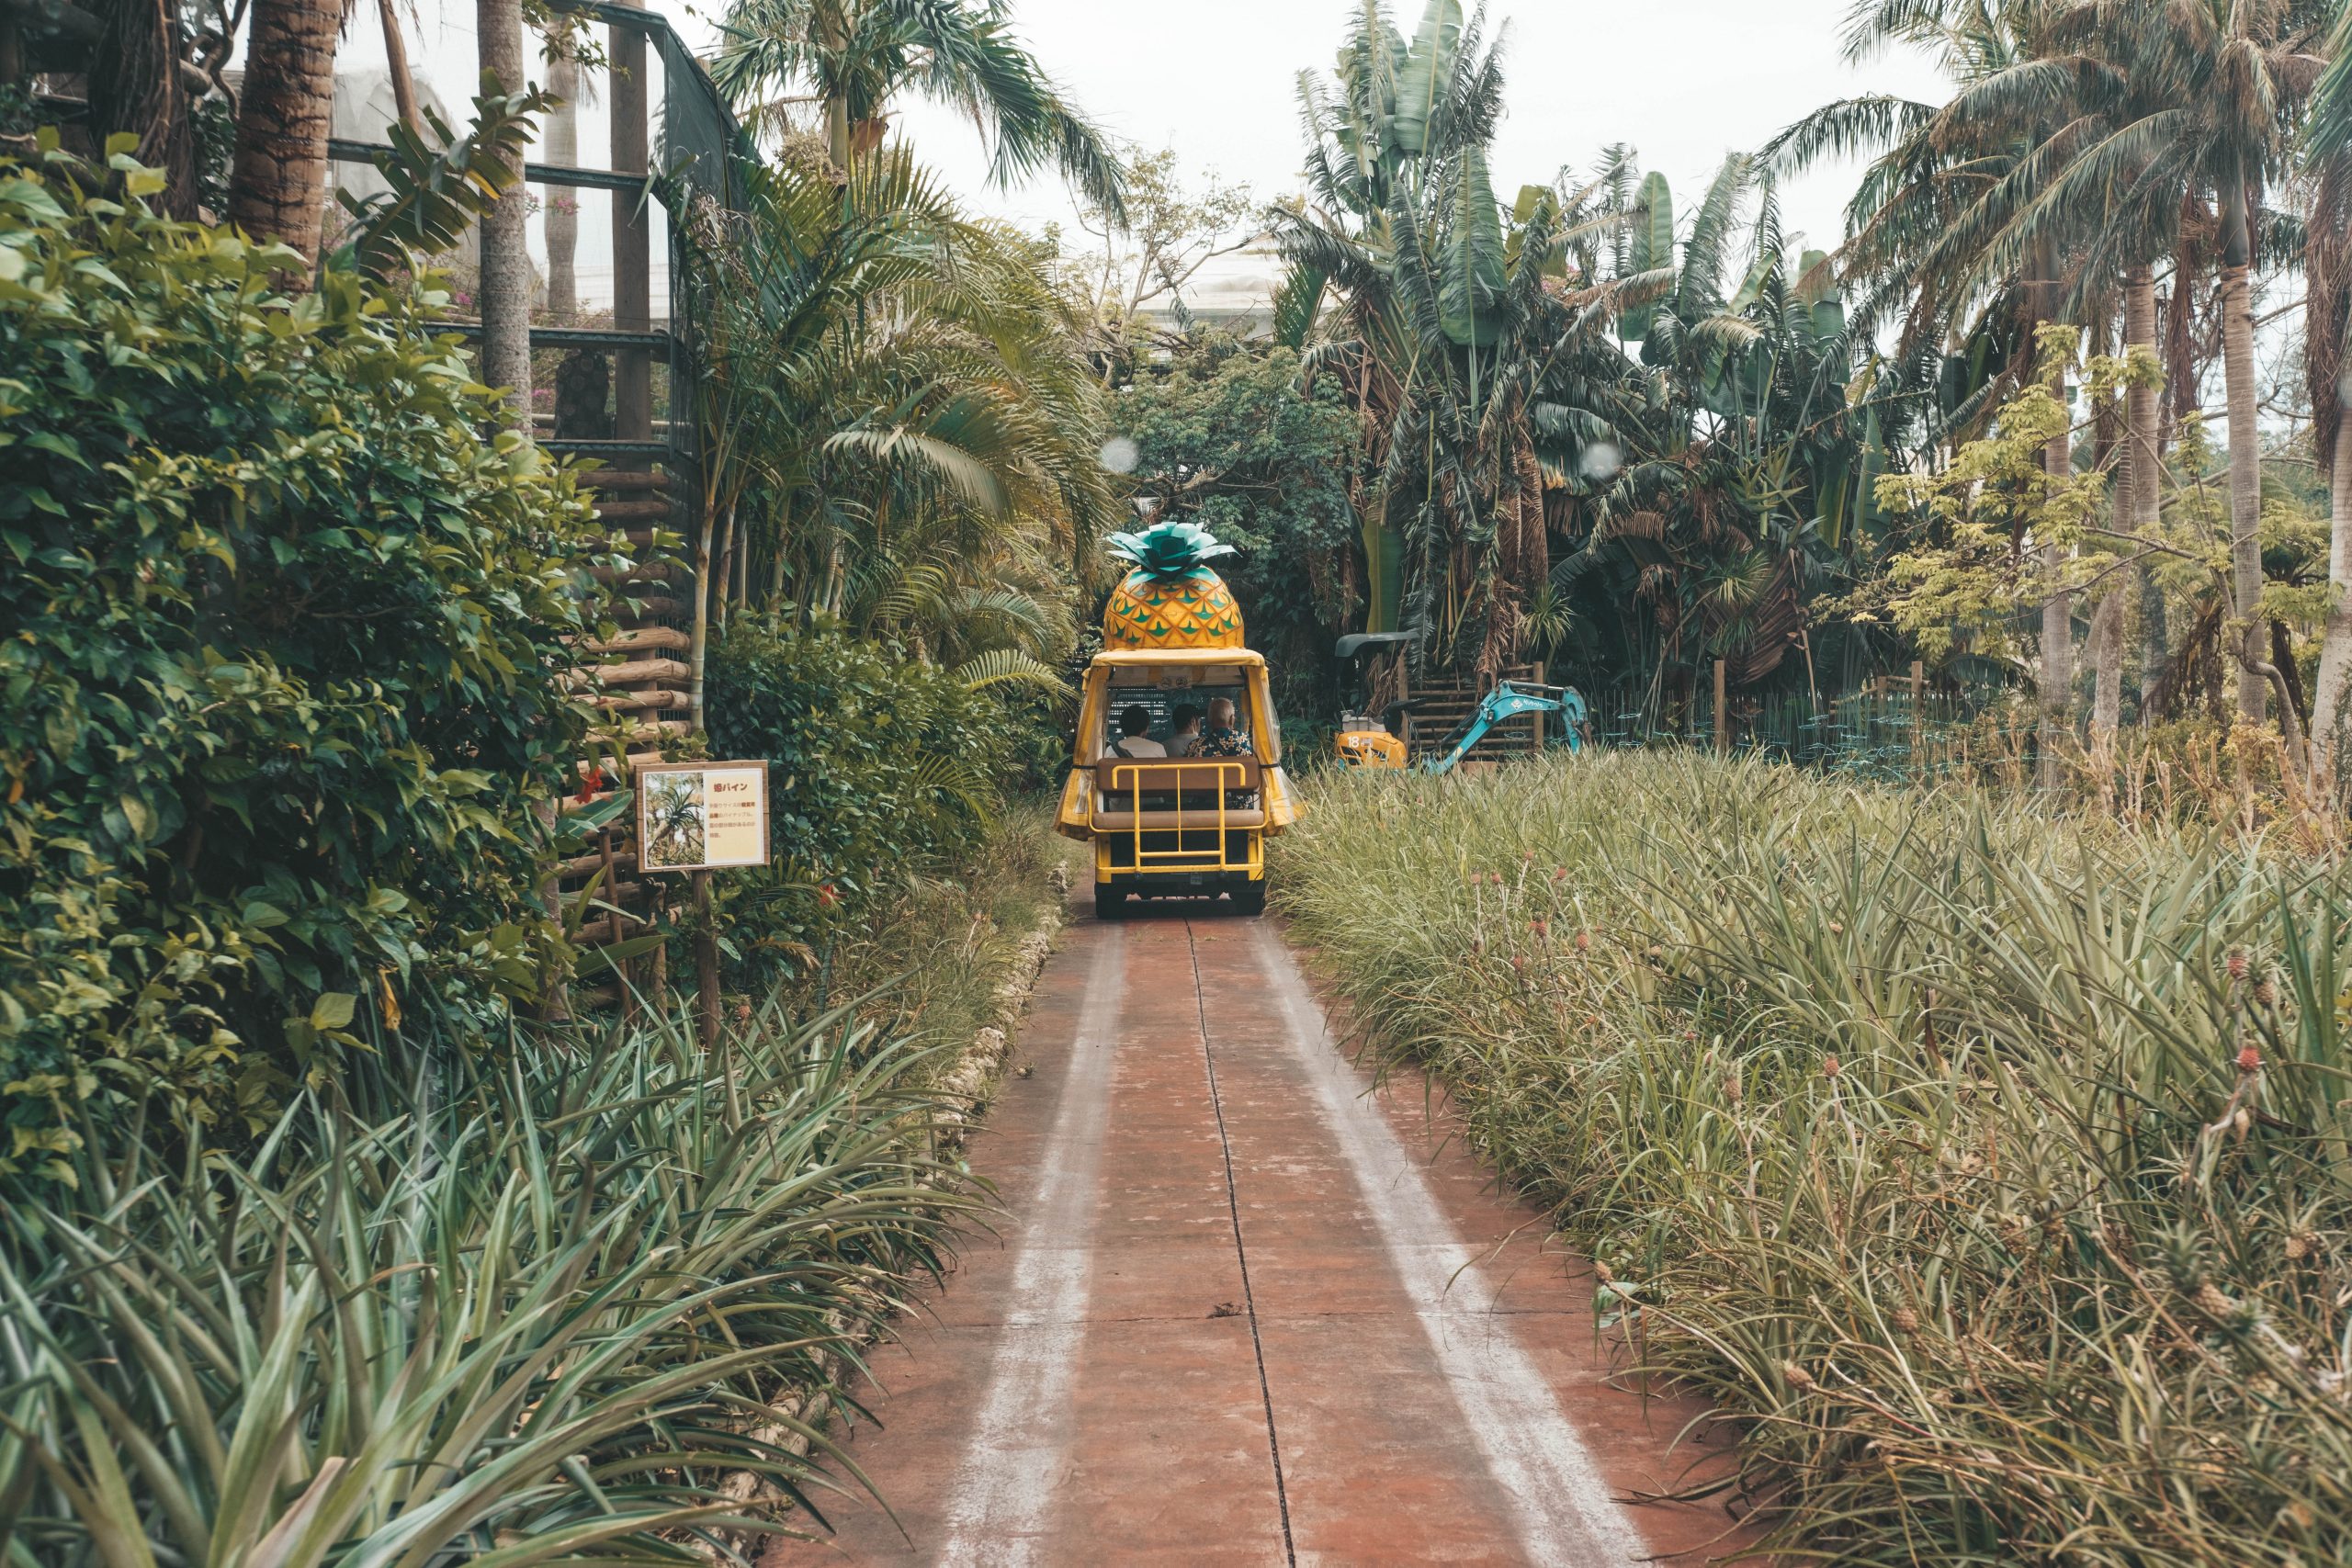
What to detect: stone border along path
<box><xmin>764</xmin><ymin>903</ymin><xmax>1756</xmax><ymax>1567</ymax></box>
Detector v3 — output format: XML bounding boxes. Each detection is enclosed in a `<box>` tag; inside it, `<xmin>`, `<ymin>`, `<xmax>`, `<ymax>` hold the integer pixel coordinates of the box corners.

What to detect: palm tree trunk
<box><xmin>545</xmin><ymin>38</ymin><xmax>579</xmax><ymax>321</ymax></box>
<box><xmin>2089</xmin><ymin>317</ymin><xmax>2123</xmax><ymax>741</ymax></box>
<box><xmin>819</xmin><ymin>10</ymin><xmax>853</xmax><ymax>175</ymax></box>
<box><xmin>690</xmin><ymin>503</ymin><xmax>719</xmax><ymax>733</ymax></box>
<box><xmin>2220</xmin><ymin>176</ymin><xmax>2266</xmax><ymax>723</ymax></box>
<box><xmin>2313</xmin><ymin>425</ymin><xmax>2352</xmax><ymax>771</ymax></box>
<box><xmin>227</xmin><ymin>0</ymin><xmax>339</xmax><ymax>273</ymax></box>
<box><xmin>2040</xmin><ymin>338</ymin><xmax>2072</xmax><ymax>779</ymax></box>
<box><xmin>477</xmin><ymin>0</ymin><xmax>533</xmax><ymax>423</ymax></box>
<box><xmin>2125</xmin><ymin>265</ymin><xmax>2165</xmax><ymax>719</ymax></box>
<box><xmin>2088</xmin><ymin>592</ymin><xmax>2122</xmax><ymax>734</ymax></box>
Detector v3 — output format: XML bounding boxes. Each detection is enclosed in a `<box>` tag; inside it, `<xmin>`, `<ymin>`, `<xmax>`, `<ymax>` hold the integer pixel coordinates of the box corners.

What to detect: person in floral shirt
<box><xmin>1195</xmin><ymin>697</ymin><xmax>1257</xmax><ymax>807</ymax></box>
<box><xmin>1196</xmin><ymin>697</ymin><xmax>1250</xmax><ymax>756</ymax></box>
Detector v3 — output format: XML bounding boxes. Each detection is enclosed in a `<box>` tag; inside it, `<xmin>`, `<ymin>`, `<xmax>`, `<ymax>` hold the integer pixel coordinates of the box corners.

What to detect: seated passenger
<box><xmin>1195</xmin><ymin>697</ymin><xmax>1257</xmax><ymax>808</ymax></box>
<box><xmin>1196</xmin><ymin>697</ymin><xmax>1250</xmax><ymax>757</ymax></box>
<box><xmin>1166</xmin><ymin>704</ymin><xmax>1204</xmax><ymax>758</ymax></box>
<box><xmin>1108</xmin><ymin>704</ymin><xmax>1166</xmax><ymax>758</ymax></box>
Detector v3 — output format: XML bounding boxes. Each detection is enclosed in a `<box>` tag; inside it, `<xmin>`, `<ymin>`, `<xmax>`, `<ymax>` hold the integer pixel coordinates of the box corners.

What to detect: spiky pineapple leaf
<box><xmin>1102</xmin><ymin>520</ymin><xmax>1237</xmax><ymax>583</ymax></box>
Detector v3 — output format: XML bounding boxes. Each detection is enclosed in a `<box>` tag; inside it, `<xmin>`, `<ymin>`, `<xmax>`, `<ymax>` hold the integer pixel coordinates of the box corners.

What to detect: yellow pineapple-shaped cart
<box><xmin>1056</xmin><ymin>519</ymin><xmax>1301</xmax><ymax>918</ymax></box>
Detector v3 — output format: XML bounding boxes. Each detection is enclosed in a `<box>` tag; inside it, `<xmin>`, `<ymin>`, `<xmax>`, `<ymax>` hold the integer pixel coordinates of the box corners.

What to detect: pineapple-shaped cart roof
<box><xmin>1101</xmin><ymin>519</ymin><xmax>1245</xmax><ymax>650</ymax></box>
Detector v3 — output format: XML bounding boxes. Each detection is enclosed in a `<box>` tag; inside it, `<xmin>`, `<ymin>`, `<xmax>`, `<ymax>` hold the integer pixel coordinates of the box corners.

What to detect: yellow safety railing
<box><xmin>1102</xmin><ymin>760</ymin><xmax>1258</xmax><ymax>874</ymax></box>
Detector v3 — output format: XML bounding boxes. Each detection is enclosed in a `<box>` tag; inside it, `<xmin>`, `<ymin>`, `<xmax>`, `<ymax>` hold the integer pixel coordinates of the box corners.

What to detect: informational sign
<box><xmin>635</xmin><ymin>761</ymin><xmax>770</xmax><ymax>872</ymax></box>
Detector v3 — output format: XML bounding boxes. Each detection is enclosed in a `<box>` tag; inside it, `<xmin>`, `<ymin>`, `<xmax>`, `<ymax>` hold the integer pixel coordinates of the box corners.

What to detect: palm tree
<box><xmin>2174</xmin><ymin>1</ymin><xmax>2324</xmax><ymax>723</ymax></box>
<box><xmin>1945</xmin><ymin>0</ymin><xmax>2171</xmax><ymax>741</ymax></box>
<box><xmin>707</xmin><ymin>0</ymin><xmax>1125</xmax><ymax>220</ymax></box>
<box><xmin>1556</xmin><ymin>154</ymin><xmax>1929</xmax><ymax>715</ymax></box>
<box><xmin>1770</xmin><ymin>0</ymin><xmax>2090</xmax><ymax>761</ymax></box>
<box><xmin>667</xmin><ymin>143</ymin><xmax>1113</xmax><ymax>716</ymax></box>
<box><xmin>1273</xmin><ymin>0</ymin><xmax>1627</xmax><ymax>670</ymax></box>
<box><xmin>2007</xmin><ymin>0</ymin><xmax>2328</xmax><ymax>730</ymax></box>
<box><xmin>227</xmin><ymin>0</ymin><xmax>341</xmax><ymax>272</ymax></box>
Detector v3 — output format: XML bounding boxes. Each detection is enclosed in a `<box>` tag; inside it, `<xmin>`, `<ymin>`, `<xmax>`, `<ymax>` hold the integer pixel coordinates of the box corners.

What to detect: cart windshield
<box><xmin>1101</xmin><ymin>664</ymin><xmax>1252</xmax><ymax>756</ymax></box>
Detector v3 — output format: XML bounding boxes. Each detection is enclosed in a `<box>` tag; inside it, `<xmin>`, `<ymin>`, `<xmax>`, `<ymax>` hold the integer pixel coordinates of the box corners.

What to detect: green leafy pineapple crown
<box><xmin>1102</xmin><ymin>520</ymin><xmax>1236</xmax><ymax>584</ymax></box>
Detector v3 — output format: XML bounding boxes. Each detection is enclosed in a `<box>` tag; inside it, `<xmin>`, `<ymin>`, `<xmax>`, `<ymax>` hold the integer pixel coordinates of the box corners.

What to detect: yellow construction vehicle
<box><xmin>1054</xmin><ymin>520</ymin><xmax>1300</xmax><ymax>919</ymax></box>
<box><xmin>1331</xmin><ymin>632</ymin><xmax>1414</xmax><ymax>769</ymax></box>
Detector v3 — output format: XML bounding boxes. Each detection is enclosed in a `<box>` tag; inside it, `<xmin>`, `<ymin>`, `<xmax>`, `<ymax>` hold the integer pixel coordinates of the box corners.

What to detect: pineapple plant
<box><xmin>1100</xmin><ymin>519</ymin><xmax>1245</xmax><ymax>649</ymax></box>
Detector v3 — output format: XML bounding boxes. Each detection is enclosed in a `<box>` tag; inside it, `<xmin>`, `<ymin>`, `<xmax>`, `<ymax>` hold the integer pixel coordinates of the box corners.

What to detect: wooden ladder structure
<box><xmin>1402</xmin><ymin>662</ymin><xmax>1549</xmax><ymax>767</ymax></box>
<box><xmin>331</xmin><ymin>2</ymin><xmax>744</xmax><ymax>1005</ymax></box>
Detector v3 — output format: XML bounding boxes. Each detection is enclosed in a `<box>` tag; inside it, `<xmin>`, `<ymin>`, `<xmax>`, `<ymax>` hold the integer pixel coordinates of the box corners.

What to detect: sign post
<box><xmin>635</xmin><ymin>761</ymin><xmax>770</xmax><ymax>1049</ymax></box>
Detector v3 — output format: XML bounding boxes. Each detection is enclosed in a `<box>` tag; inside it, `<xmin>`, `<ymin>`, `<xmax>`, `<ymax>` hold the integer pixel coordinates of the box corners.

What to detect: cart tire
<box><xmin>1094</xmin><ymin>886</ymin><xmax>1130</xmax><ymax>921</ymax></box>
<box><xmin>1228</xmin><ymin>880</ymin><xmax>1266</xmax><ymax>917</ymax></box>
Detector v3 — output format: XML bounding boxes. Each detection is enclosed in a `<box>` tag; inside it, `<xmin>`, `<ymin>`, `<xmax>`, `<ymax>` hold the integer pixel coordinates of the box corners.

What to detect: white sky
<box><xmin>339</xmin><ymin>0</ymin><xmax>1949</xmax><ymax>313</ymax></box>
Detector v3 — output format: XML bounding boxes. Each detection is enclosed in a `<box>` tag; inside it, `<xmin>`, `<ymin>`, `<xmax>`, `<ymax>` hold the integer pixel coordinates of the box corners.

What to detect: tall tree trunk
<box><xmin>545</xmin><ymin>37</ymin><xmax>579</xmax><ymax>321</ymax></box>
<box><xmin>825</xmin><ymin>95</ymin><xmax>853</xmax><ymax>174</ymax></box>
<box><xmin>2041</xmin><ymin>378</ymin><xmax>2074</xmax><ymax>775</ymax></box>
<box><xmin>379</xmin><ymin>0</ymin><xmax>421</xmax><ymax>133</ymax></box>
<box><xmin>477</xmin><ymin>0</ymin><xmax>533</xmax><ymax>422</ymax></box>
<box><xmin>2088</xmin><ymin>592</ymin><xmax>2123</xmax><ymax>736</ymax></box>
<box><xmin>2033</xmin><ymin>249</ymin><xmax>2072</xmax><ymax>779</ymax></box>
<box><xmin>819</xmin><ymin>12</ymin><xmax>853</xmax><ymax>174</ymax></box>
<box><xmin>227</xmin><ymin>0</ymin><xmax>339</xmax><ymax>274</ymax></box>
<box><xmin>2125</xmin><ymin>265</ymin><xmax>2165</xmax><ymax>720</ymax></box>
<box><xmin>2313</xmin><ymin>420</ymin><xmax>2352</xmax><ymax>770</ymax></box>
<box><xmin>2220</xmin><ymin>174</ymin><xmax>2266</xmax><ymax>723</ymax></box>
<box><xmin>690</xmin><ymin>505</ymin><xmax>719</xmax><ymax>732</ymax></box>
<box><xmin>2089</xmin><ymin>317</ymin><xmax>2122</xmax><ymax>742</ymax></box>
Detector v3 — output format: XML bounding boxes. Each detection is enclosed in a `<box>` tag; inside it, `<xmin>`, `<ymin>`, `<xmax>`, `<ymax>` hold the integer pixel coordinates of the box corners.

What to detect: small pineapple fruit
<box><xmin>1101</xmin><ymin>519</ymin><xmax>1245</xmax><ymax>649</ymax></box>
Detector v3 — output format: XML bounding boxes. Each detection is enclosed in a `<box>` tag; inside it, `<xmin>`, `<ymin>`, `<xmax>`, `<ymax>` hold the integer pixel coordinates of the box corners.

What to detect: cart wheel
<box><xmin>1094</xmin><ymin>886</ymin><xmax>1130</xmax><ymax>921</ymax></box>
<box><xmin>1228</xmin><ymin>881</ymin><xmax>1266</xmax><ymax>917</ymax></box>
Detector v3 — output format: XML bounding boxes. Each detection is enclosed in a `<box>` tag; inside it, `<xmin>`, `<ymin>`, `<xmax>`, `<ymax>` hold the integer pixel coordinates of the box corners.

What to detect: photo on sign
<box><xmin>643</xmin><ymin>772</ymin><xmax>707</xmax><ymax>869</ymax></box>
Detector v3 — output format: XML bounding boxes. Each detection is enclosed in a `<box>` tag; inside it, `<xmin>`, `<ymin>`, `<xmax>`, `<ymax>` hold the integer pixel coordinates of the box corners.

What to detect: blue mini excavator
<box><xmin>1332</xmin><ymin>634</ymin><xmax>1589</xmax><ymax>775</ymax></box>
<box><xmin>1414</xmin><ymin>680</ymin><xmax>1589</xmax><ymax>774</ymax></box>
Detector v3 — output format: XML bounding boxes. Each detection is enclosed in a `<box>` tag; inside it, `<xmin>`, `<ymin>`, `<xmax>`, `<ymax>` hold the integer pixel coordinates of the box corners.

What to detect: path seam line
<box><xmin>1187</xmin><ymin>920</ymin><xmax>1297</xmax><ymax>1568</ymax></box>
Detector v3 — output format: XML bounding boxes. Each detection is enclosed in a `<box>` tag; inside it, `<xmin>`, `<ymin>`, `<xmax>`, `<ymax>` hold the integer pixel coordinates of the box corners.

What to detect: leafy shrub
<box><xmin>703</xmin><ymin>618</ymin><xmax>1015</xmax><ymax>982</ymax></box>
<box><xmin>0</xmin><ymin>152</ymin><xmax>609</xmax><ymax>1173</ymax></box>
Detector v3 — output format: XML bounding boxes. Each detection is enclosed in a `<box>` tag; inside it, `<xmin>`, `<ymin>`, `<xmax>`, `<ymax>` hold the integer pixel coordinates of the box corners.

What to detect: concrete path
<box><xmin>769</xmin><ymin>909</ymin><xmax>1751</xmax><ymax>1567</ymax></box>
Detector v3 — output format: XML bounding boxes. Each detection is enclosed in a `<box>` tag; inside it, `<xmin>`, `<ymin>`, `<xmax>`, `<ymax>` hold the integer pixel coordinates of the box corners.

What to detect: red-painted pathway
<box><xmin>768</xmin><ymin>911</ymin><xmax>1753</xmax><ymax>1566</ymax></box>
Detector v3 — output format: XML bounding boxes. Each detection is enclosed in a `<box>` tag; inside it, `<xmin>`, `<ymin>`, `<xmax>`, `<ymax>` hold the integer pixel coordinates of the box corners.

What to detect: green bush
<box><xmin>0</xmin><ymin>152</ymin><xmax>609</xmax><ymax>1173</ymax></box>
<box><xmin>703</xmin><ymin>618</ymin><xmax>1014</xmax><ymax>983</ymax></box>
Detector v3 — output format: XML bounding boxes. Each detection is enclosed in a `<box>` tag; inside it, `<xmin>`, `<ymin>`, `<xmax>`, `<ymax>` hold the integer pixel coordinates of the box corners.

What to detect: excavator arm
<box><xmin>1419</xmin><ymin>682</ymin><xmax>1589</xmax><ymax>775</ymax></box>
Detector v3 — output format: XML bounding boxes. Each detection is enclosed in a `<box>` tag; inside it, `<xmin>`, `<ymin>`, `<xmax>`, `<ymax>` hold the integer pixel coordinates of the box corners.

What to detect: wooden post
<box><xmin>610</xmin><ymin>20</ymin><xmax>652</xmax><ymax>445</ymax></box>
<box><xmin>1713</xmin><ymin>659</ymin><xmax>1728</xmax><ymax>755</ymax></box>
<box><xmin>692</xmin><ymin>868</ymin><xmax>719</xmax><ymax>1050</ymax></box>
<box><xmin>1911</xmin><ymin>659</ymin><xmax>1927</xmax><ymax>773</ymax></box>
<box><xmin>599</xmin><ymin>824</ymin><xmax>633</xmax><ymax>1022</ymax></box>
